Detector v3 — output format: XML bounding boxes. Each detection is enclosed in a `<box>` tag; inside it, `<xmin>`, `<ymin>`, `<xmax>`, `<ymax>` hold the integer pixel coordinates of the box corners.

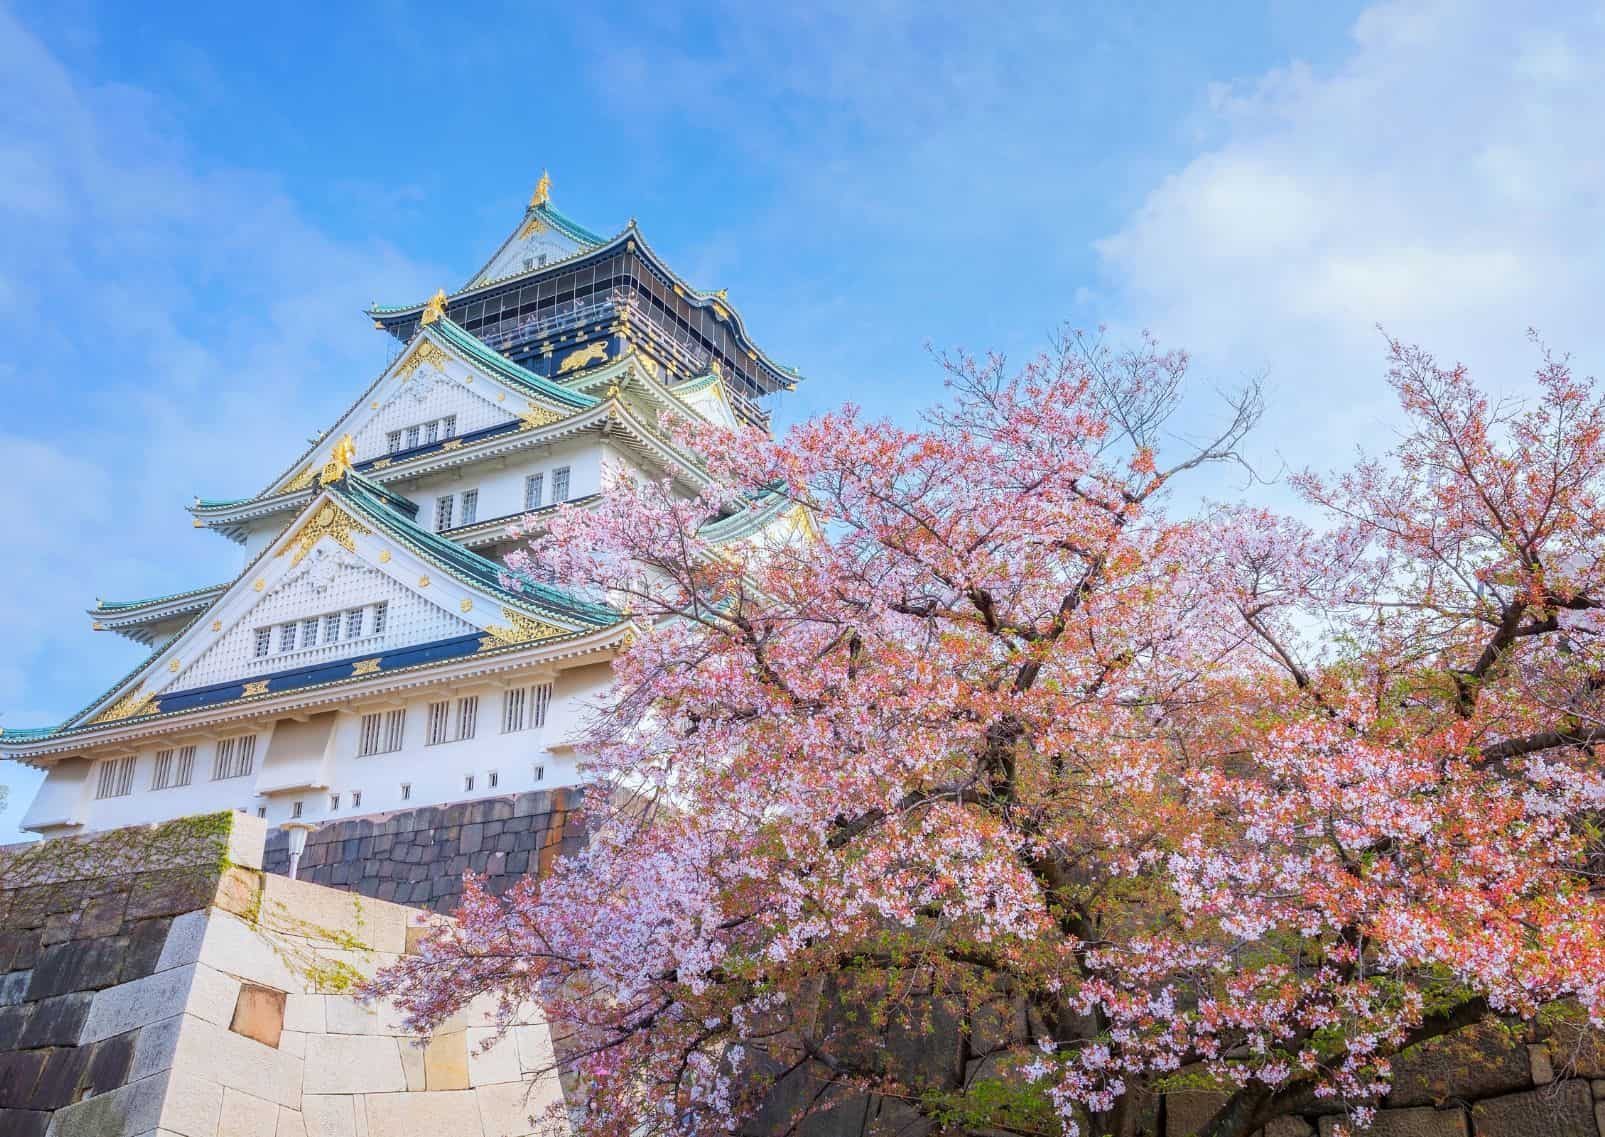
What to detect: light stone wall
<box><xmin>0</xmin><ymin>813</ymin><xmax>566</xmax><ymax>1137</ymax></box>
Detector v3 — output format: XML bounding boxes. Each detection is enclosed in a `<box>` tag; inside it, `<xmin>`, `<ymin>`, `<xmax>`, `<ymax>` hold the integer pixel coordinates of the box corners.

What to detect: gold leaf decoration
<box><xmin>91</xmin><ymin>683</ymin><xmax>158</xmax><ymax>724</ymax></box>
<box><xmin>460</xmin><ymin>598</ymin><xmax>474</xmax><ymax>613</ymax></box>
<box><xmin>557</xmin><ymin>341</ymin><xmax>608</xmax><ymax>374</ymax></box>
<box><xmin>440</xmin><ymin>439</ymin><xmax>463</xmax><ymax>451</ymax></box>
<box><xmin>519</xmin><ymin>215</ymin><xmax>547</xmax><ymax>239</ymax></box>
<box><xmin>530</xmin><ymin>169</ymin><xmax>552</xmax><ymax>208</ymax></box>
<box><xmin>396</xmin><ymin>340</ymin><xmax>449</xmax><ymax>380</ymax></box>
<box><xmin>241</xmin><ymin>680</ymin><xmax>270</xmax><ymax>697</ymax></box>
<box><xmin>520</xmin><ymin>403</ymin><xmax>564</xmax><ymax>430</ymax></box>
<box><xmin>280</xmin><ymin>502</ymin><xmax>373</xmax><ymax>568</ymax></box>
<box><xmin>211</xmin><ymin>619</ymin><xmax>222</xmax><ymax>632</ymax></box>
<box><xmin>419</xmin><ymin>575</ymin><xmax>431</xmax><ymax>587</ymax></box>
<box><xmin>283</xmin><ymin>465</ymin><xmax>317</xmax><ymax>493</ymax></box>
<box><xmin>478</xmin><ymin>608</ymin><xmax>571</xmax><ymax>651</ymax></box>
<box><xmin>420</xmin><ymin>289</ymin><xmax>447</xmax><ymax>326</ymax></box>
<box><xmin>378</xmin><ymin>549</ymin><xmax>392</xmax><ymax>564</ymax></box>
<box><xmin>352</xmin><ymin>658</ymin><xmax>382</xmax><ymax>676</ymax></box>
<box><xmin>253</xmin><ymin>579</ymin><xmax>266</xmax><ymax>592</ymax></box>
<box><xmin>168</xmin><ymin>659</ymin><xmax>180</xmax><ymax>673</ymax></box>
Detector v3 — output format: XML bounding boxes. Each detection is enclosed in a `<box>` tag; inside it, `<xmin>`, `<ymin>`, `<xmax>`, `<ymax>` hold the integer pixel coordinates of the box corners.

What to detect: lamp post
<box><xmin>281</xmin><ymin>821</ymin><xmax>316</xmax><ymax>880</ymax></box>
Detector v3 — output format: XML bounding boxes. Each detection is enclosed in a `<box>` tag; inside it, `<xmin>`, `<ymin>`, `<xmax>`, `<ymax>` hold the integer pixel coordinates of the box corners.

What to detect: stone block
<box><xmin>323</xmin><ymin>996</ymin><xmax>407</xmax><ymax>1037</ymax></box>
<box><xmin>46</xmin><ymin>1070</ymin><xmax>168</xmax><ymax>1137</ymax></box>
<box><xmin>301</xmin><ymin>1095</ymin><xmax>356</xmax><ymax>1137</ymax></box>
<box><xmin>0</xmin><ymin>1004</ymin><xmax>31</xmax><ymax>1049</ymax></box>
<box><xmin>1528</xmin><ymin>1043</ymin><xmax>1555</xmax><ymax>1085</ymax></box>
<box><xmin>173</xmin><ymin>1016</ymin><xmax>304</xmax><ymax>1108</ymax></box>
<box><xmin>32</xmin><ymin>1043</ymin><xmax>93</xmax><ymax>1109</ymax></box>
<box><xmin>198</xmin><ymin>913</ymin><xmax>304</xmax><ymax>993</ymax></box>
<box><xmin>82</xmin><ymin>965</ymin><xmax>198</xmax><ymax>1043</ymax></box>
<box><xmin>283</xmin><ymin>994</ymin><xmax>324</xmax><ymax>1035</ymax></box>
<box><xmin>478</xmin><ymin>1079</ymin><xmax>562</xmax><ymax>1137</ymax></box>
<box><xmin>226</xmin><ymin>814</ymin><xmax>268</xmax><ymax>871</ymax></box>
<box><xmin>84</xmin><ymin>1029</ymin><xmax>138</xmax><ymax>1097</ymax></box>
<box><xmin>215</xmin><ymin>868</ymin><xmax>264</xmax><ymax>920</ymax></box>
<box><xmin>1316</xmin><ymin>1108</ymin><xmax>1465</xmax><ymax>1137</ymax></box>
<box><xmin>277</xmin><ymin>1107</ymin><xmax>308</xmax><ymax>1137</ymax></box>
<box><xmin>191</xmin><ymin>965</ymin><xmax>244</xmax><ymax>1027</ymax></box>
<box><xmin>257</xmin><ymin>876</ymin><xmax>407</xmax><ymax>955</ymax></box>
<box><xmin>18</xmin><ymin>992</ymin><xmax>93</xmax><ymax>1048</ymax></box>
<box><xmin>1596</xmin><ymin>1100</ymin><xmax>1605</xmax><ymax>1135</ymax></box>
<box><xmin>1388</xmin><ymin>1020</ymin><xmax>1532</xmax><ymax>1106</ymax></box>
<box><xmin>0</xmin><ymin>1048</ymin><xmax>47</xmax><ymax>1108</ymax></box>
<box><xmin>74</xmin><ymin>891</ymin><xmax>129</xmax><ymax>940</ymax></box>
<box><xmin>159</xmin><ymin>1069</ymin><xmax>226</xmax><ymax>1137</ymax></box>
<box><xmin>513</xmin><ymin>1024</ymin><xmax>556</xmax><ymax>1074</ymax></box>
<box><xmin>0</xmin><ymin>928</ymin><xmax>42</xmax><ymax>972</ymax></box>
<box><xmin>467</xmin><ymin>1025</ymin><xmax>523</xmax><ymax>1085</ymax></box>
<box><xmin>154</xmin><ymin>911</ymin><xmax>209</xmax><ymax>974</ymax></box>
<box><xmin>0</xmin><ymin>969</ymin><xmax>29</xmax><ymax>1006</ymax></box>
<box><xmin>0</xmin><ymin>1107</ymin><xmax>49</xmax><ymax>1137</ymax></box>
<box><xmin>28</xmin><ymin>937</ymin><xmax>127</xmax><ymax>999</ymax></box>
<box><xmin>129</xmin><ymin>1014</ymin><xmax>186</xmax><ymax>1082</ymax></box>
<box><xmin>1469</xmin><ymin>1081</ymin><xmax>1595</xmax><ymax>1137</ymax></box>
<box><xmin>362</xmin><ymin>1090</ymin><xmax>481</xmax><ymax>1137</ymax></box>
<box><xmin>279</xmin><ymin>1030</ymin><xmax>306</xmax><ymax>1059</ymax></box>
<box><xmin>302</xmin><ymin>1034</ymin><xmax>405</xmax><ymax>1095</ymax></box>
<box><xmin>1166</xmin><ymin>1090</ymin><xmax>1228</xmax><ymax>1135</ymax></box>
<box><xmin>424</xmin><ymin>1030</ymin><xmax>470</xmax><ymax>1091</ymax></box>
<box><xmin>1264</xmin><ymin>1120</ymin><xmax>1313</xmax><ymax>1137</ymax></box>
<box><xmin>218</xmin><ymin>1086</ymin><xmax>280</xmax><ymax>1137</ymax></box>
<box><xmin>399</xmin><ymin>1038</ymin><xmax>425</xmax><ymax>1091</ymax></box>
<box><xmin>231</xmin><ymin>984</ymin><xmax>287</xmax><ymax>1049</ymax></box>
<box><xmin>120</xmin><ymin>918</ymin><xmax>174</xmax><ymax>983</ymax></box>
<box><xmin>125</xmin><ymin>871</ymin><xmax>217</xmax><ymax>922</ymax></box>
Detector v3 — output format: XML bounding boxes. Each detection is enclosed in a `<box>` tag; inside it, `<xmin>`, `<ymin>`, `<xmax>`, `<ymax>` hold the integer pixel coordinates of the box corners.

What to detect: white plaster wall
<box><xmin>32</xmin><ymin>660</ymin><xmax>610</xmax><ymax>836</ymax></box>
<box><xmin>400</xmin><ymin>435</ymin><xmax>611</xmax><ymax>534</ymax></box>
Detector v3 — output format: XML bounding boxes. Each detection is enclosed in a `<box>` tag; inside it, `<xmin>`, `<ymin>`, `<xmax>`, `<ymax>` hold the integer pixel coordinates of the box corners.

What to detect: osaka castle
<box><xmin>2</xmin><ymin>174</ymin><xmax>801</xmax><ymax>839</ymax></box>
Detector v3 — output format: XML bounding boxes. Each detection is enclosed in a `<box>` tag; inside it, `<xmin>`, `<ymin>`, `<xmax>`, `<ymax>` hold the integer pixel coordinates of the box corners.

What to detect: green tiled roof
<box><xmin>94</xmin><ymin>584</ymin><xmax>228</xmax><ymax>613</ymax></box>
<box><xmin>428</xmin><ymin>317</ymin><xmax>598</xmax><ymax>410</ymax></box>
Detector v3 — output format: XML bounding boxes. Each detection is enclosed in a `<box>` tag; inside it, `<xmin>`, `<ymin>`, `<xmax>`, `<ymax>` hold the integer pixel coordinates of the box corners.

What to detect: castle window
<box><xmin>351</xmin><ymin>790</ymin><xmax>362</xmax><ymax>809</ymax></box>
<box><xmin>435</xmin><ymin>495</ymin><xmax>454</xmax><ymax>531</ymax></box>
<box><xmin>279</xmin><ymin>624</ymin><xmax>298</xmax><ymax>652</ymax></box>
<box><xmin>461</xmin><ymin>489</ymin><xmax>478</xmax><ymax>525</ymax></box>
<box><xmin>406</xmin><ymin>426</ymin><xmax>420</xmax><ymax>448</ymax></box>
<box><xmin>212</xmin><ymin>735</ymin><xmax>256</xmax><ymax>780</ymax></box>
<box><xmin>387</xmin><ymin>430</ymin><xmax>403</xmax><ymax>454</ymax></box>
<box><xmin>292</xmin><ymin>800</ymin><xmax>303</xmax><ymax>819</ymax></box>
<box><xmin>524</xmin><ymin>473</ymin><xmax>543</xmax><ymax>510</ymax></box>
<box><xmin>464</xmin><ymin>774</ymin><xmax>475</xmax><ymax>793</ymax></box>
<box><xmin>254</xmin><ymin>628</ymin><xmax>271</xmax><ymax>659</ymax></box>
<box><xmin>175</xmin><ymin>745</ymin><xmax>195</xmax><ymax>786</ymax></box>
<box><xmin>400</xmin><ymin>783</ymin><xmax>411</xmax><ymax>801</ymax></box>
<box><xmin>424</xmin><ymin>420</ymin><xmax>439</xmax><ymax>445</ymax></box>
<box><xmin>552</xmin><ymin>466</ymin><xmax>571</xmax><ymax>503</ymax></box>
<box><xmin>373</xmin><ymin>602</ymin><xmax>388</xmax><ymax>636</ymax></box>
<box><xmin>330</xmin><ymin>793</ymin><xmax>340</xmax><ymax>811</ymax></box>
<box><xmin>501</xmin><ymin>683</ymin><xmax>552</xmax><ymax>734</ymax></box>
<box><xmin>95</xmin><ymin>756</ymin><xmax>137</xmax><ymax>799</ymax></box>
<box><xmin>256</xmin><ymin>806</ymin><xmax>266</xmax><ymax>818</ymax></box>
<box><xmin>487</xmin><ymin>770</ymin><xmax>499</xmax><ymax>789</ymax></box>
<box><xmin>358</xmin><ymin>709</ymin><xmax>406</xmax><ymax>757</ymax></box>
<box><xmin>151</xmin><ymin>749</ymin><xmax>174</xmax><ymax>790</ymax></box>
<box><xmin>456</xmin><ymin>696</ymin><xmax>479</xmax><ymax>741</ymax></box>
<box><xmin>442</xmin><ymin>415</ymin><xmax>456</xmax><ymax>439</ymax></box>
<box><xmin>501</xmin><ymin>686</ymin><xmax>526</xmax><ymax>733</ymax></box>
<box><xmin>533</xmin><ymin>763</ymin><xmax>545</xmax><ymax>782</ymax></box>
<box><xmin>301</xmin><ymin>617</ymin><xmax>320</xmax><ymax>648</ymax></box>
<box><xmin>346</xmin><ymin>608</ymin><xmax>365</xmax><ymax>639</ymax></box>
<box><xmin>426</xmin><ymin>700</ymin><xmax>450</xmax><ymax>746</ymax></box>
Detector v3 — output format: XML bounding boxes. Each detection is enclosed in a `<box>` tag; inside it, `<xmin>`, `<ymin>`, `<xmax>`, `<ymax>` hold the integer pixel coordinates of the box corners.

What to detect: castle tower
<box><xmin>2</xmin><ymin>176</ymin><xmax>802</xmax><ymax>841</ymax></box>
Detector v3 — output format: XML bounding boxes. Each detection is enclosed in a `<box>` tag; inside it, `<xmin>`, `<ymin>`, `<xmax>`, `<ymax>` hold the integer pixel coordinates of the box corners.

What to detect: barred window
<box><xmin>151</xmin><ymin>749</ymin><xmax>174</xmax><ymax>790</ymax></box>
<box><xmin>292</xmin><ymin>800</ymin><xmax>303</xmax><ymax>819</ymax></box>
<box><xmin>464</xmin><ymin>774</ymin><xmax>476</xmax><ymax>793</ymax></box>
<box><xmin>324</xmin><ymin>613</ymin><xmax>342</xmax><ymax>642</ymax></box>
<box><xmin>346</xmin><ymin>608</ymin><xmax>364</xmax><ymax>639</ymax></box>
<box><xmin>330</xmin><ymin>793</ymin><xmax>341</xmax><ymax>811</ymax></box>
<box><xmin>461</xmin><ymin>489</ymin><xmax>478</xmax><ymax>525</ymax></box>
<box><xmin>212</xmin><ymin>735</ymin><xmax>256</xmax><ymax>780</ymax></box>
<box><xmin>406</xmin><ymin>426</ymin><xmax>420</xmax><ymax>448</ymax></box>
<box><xmin>435</xmin><ymin>495</ymin><xmax>454</xmax><ymax>531</ymax></box>
<box><xmin>456</xmin><ymin>695</ymin><xmax>479</xmax><ymax>741</ymax></box>
<box><xmin>424</xmin><ymin>420</ymin><xmax>439</xmax><ymax>445</ymax></box>
<box><xmin>387</xmin><ymin>430</ymin><xmax>403</xmax><ymax>454</ymax></box>
<box><xmin>533</xmin><ymin>763</ymin><xmax>545</xmax><ymax>782</ymax></box>
<box><xmin>488</xmin><ymin>770</ymin><xmax>499</xmax><ymax>789</ymax></box>
<box><xmin>359</xmin><ymin>709</ymin><xmax>406</xmax><ymax>756</ymax></box>
<box><xmin>351</xmin><ymin>790</ymin><xmax>362</xmax><ymax>809</ymax></box>
<box><xmin>400</xmin><ymin>782</ymin><xmax>412</xmax><ymax>801</ymax></box>
<box><xmin>95</xmin><ymin>756</ymin><xmax>136</xmax><ymax>799</ymax></box>
<box><xmin>279</xmin><ymin>624</ymin><xmax>297</xmax><ymax>652</ymax></box>
<box><xmin>426</xmin><ymin>700</ymin><xmax>450</xmax><ymax>746</ymax></box>
<box><xmin>175</xmin><ymin>745</ymin><xmax>195</xmax><ymax>786</ymax></box>
<box><xmin>501</xmin><ymin>683</ymin><xmax>552</xmax><ymax>733</ymax></box>
<box><xmin>552</xmin><ymin>466</ymin><xmax>571</xmax><ymax>503</ymax></box>
<box><xmin>442</xmin><ymin>415</ymin><xmax>456</xmax><ymax>439</ymax></box>
<box><xmin>301</xmin><ymin>617</ymin><xmax>320</xmax><ymax>648</ymax></box>
<box><xmin>373</xmin><ymin>602</ymin><xmax>388</xmax><ymax>636</ymax></box>
<box><xmin>254</xmin><ymin>628</ymin><xmax>271</xmax><ymax>659</ymax></box>
<box><xmin>524</xmin><ymin>473</ymin><xmax>543</xmax><ymax>510</ymax></box>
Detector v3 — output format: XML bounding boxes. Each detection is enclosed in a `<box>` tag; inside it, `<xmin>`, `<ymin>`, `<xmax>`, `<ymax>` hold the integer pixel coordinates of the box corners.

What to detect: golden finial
<box><xmin>420</xmin><ymin>289</ymin><xmax>447</xmax><ymax>326</ymax></box>
<box><xmin>530</xmin><ymin>169</ymin><xmax>552</xmax><ymax>208</ymax></box>
<box><xmin>319</xmin><ymin>433</ymin><xmax>358</xmax><ymax>485</ymax></box>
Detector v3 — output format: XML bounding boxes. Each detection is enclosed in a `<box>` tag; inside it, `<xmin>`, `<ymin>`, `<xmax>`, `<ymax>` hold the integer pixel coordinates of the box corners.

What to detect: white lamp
<box><xmin>282</xmin><ymin>821</ymin><xmax>316</xmax><ymax>880</ymax></box>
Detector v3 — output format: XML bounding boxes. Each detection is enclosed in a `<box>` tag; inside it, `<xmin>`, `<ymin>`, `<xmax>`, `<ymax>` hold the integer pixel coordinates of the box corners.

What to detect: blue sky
<box><xmin>5</xmin><ymin>1</ymin><xmax>1605</xmax><ymax>839</ymax></box>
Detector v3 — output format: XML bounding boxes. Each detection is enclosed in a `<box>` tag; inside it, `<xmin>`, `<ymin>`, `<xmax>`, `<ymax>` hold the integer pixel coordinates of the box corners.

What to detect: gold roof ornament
<box><xmin>319</xmin><ymin>434</ymin><xmax>358</xmax><ymax>485</ymax></box>
<box><xmin>420</xmin><ymin>289</ymin><xmax>448</xmax><ymax>326</ymax></box>
<box><xmin>530</xmin><ymin>169</ymin><xmax>552</xmax><ymax>208</ymax></box>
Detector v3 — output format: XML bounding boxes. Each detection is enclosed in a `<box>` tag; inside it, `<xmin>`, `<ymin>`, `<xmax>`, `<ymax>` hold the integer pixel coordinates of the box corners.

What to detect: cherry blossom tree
<box><xmin>377</xmin><ymin>332</ymin><xmax>1605</xmax><ymax>1137</ymax></box>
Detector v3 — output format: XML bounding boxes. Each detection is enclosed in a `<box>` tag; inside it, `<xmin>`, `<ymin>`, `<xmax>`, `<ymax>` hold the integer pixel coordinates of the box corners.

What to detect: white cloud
<box><xmin>1096</xmin><ymin>0</ymin><xmax>1605</xmax><ymax>468</ymax></box>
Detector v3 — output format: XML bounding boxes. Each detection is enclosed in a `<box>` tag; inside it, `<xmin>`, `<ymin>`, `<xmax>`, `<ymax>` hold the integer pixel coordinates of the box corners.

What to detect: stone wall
<box><xmin>261</xmin><ymin>789</ymin><xmax>582</xmax><ymax>913</ymax></box>
<box><xmin>0</xmin><ymin>812</ymin><xmax>566</xmax><ymax>1137</ymax></box>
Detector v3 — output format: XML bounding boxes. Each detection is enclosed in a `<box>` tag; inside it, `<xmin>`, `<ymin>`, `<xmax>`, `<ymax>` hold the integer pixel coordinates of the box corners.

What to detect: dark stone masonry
<box><xmin>261</xmin><ymin>787</ymin><xmax>584</xmax><ymax>913</ymax></box>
